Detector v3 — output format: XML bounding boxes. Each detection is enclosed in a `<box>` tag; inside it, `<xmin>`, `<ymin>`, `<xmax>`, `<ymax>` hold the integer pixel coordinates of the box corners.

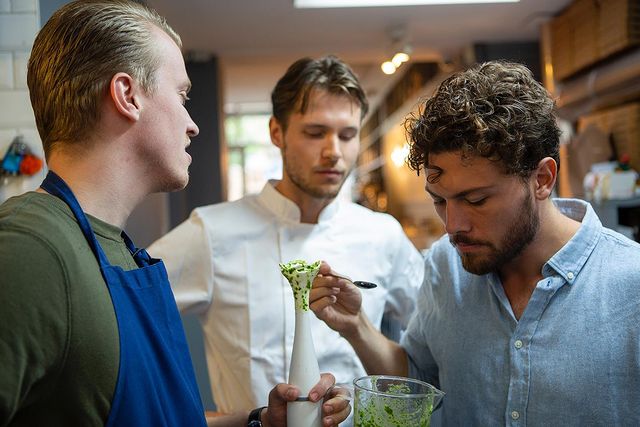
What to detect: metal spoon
<box><xmin>352</xmin><ymin>280</ymin><xmax>378</xmax><ymax>289</ymax></box>
<box><xmin>332</xmin><ymin>273</ymin><xmax>378</xmax><ymax>289</ymax></box>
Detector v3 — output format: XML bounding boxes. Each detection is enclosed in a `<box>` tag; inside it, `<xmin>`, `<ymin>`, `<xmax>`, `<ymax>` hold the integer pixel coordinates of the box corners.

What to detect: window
<box><xmin>225</xmin><ymin>114</ymin><xmax>282</xmax><ymax>201</ymax></box>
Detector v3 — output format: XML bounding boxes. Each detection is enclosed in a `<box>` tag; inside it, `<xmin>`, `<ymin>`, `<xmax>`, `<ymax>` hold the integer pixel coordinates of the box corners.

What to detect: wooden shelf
<box><xmin>356</xmin><ymin>63</ymin><xmax>449</xmax><ymax>179</ymax></box>
<box><xmin>543</xmin><ymin>0</ymin><xmax>640</xmax><ymax>199</ymax></box>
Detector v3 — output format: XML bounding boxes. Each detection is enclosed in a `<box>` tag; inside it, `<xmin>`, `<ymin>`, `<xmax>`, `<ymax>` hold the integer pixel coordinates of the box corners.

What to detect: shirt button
<box><xmin>567</xmin><ymin>272</ymin><xmax>574</xmax><ymax>280</ymax></box>
<box><xmin>511</xmin><ymin>410</ymin><xmax>520</xmax><ymax>420</ymax></box>
<box><xmin>514</xmin><ymin>339</ymin><xmax>523</xmax><ymax>349</ymax></box>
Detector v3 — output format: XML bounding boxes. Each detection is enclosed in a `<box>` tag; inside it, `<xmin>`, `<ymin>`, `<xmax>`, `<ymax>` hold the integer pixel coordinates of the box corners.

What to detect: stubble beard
<box><xmin>285</xmin><ymin>162</ymin><xmax>343</xmax><ymax>199</ymax></box>
<box><xmin>281</xmin><ymin>139</ymin><xmax>348</xmax><ymax>200</ymax></box>
<box><xmin>455</xmin><ymin>186</ymin><xmax>540</xmax><ymax>275</ymax></box>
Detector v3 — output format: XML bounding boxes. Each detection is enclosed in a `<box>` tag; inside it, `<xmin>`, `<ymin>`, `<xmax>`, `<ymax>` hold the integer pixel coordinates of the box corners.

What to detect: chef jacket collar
<box><xmin>258</xmin><ymin>180</ymin><xmax>341</xmax><ymax>224</ymax></box>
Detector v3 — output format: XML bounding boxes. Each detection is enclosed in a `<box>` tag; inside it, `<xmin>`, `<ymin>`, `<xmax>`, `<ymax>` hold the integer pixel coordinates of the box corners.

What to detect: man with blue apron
<box><xmin>0</xmin><ymin>1</ymin><xmax>353</xmax><ymax>425</ymax></box>
<box><xmin>41</xmin><ymin>170</ymin><xmax>207</xmax><ymax>427</ymax></box>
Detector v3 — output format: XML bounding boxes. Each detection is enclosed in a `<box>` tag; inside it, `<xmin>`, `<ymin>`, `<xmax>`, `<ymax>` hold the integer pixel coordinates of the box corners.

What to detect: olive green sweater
<box><xmin>0</xmin><ymin>192</ymin><xmax>139</xmax><ymax>426</ymax></box>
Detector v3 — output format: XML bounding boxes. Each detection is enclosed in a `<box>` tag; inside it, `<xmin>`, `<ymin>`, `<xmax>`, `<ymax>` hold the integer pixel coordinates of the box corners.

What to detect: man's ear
<box><xmin>110</xmin><ymin>72</ymin><xmax>141</xmax><ymax>121</ymax></box>
<box><xmin>269</xmin><ymin>116</ymin><xmax>284</xmax><ymax>149</ymax></box>
<box><xmin>534</xmin><ymin>157</ymin><xmax>557</xmax><ymax>199</ymax></box>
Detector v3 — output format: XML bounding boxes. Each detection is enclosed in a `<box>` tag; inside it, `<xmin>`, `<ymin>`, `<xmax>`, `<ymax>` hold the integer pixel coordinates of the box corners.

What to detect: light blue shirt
<box><xmin>401</xmin><ymin>199</ymin><xmax>640</xmax><ymax>426</ymax></box>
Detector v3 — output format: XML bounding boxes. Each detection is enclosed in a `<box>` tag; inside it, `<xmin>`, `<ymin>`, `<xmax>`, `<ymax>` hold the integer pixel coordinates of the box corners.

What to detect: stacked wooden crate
<box><xmin>571</xmin><ymin>0</ymin><xmax>600</xmax><ymax>72</ymax></box>
<box><xmin>550</xmin><ymin>10</ymin><xmax>574</xmax><ymax>81</ymax></box>
<box><xmin>577</xmin><ymin>102</ymin><xmax>640</xmax><ymax>172</ymax></box>
<box><xmin>599</xmin><ymin>0</ymin><xmax>640</xmax><ymax>59</ymax></box>
<box><xmin>550</xmin><ymin>0</ymin><xmax>640</xmax><ymax>81</ymax></box>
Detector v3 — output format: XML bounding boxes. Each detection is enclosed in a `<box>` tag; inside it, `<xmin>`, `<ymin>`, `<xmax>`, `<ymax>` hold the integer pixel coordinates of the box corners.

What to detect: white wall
<box><xmin>0</xmin><ymin>0</ymin><xmax>45</xmax><ymax>203</ymax></box>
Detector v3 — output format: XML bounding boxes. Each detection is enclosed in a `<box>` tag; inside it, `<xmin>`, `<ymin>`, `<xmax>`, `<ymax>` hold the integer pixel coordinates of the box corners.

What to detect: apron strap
<box><xmin>121</xmin><ymin>231</ymin><xmax>151</xmax><ymax>267</ymax></box>
<box><xmin>40</xmin><ymin>170</ymin><xmax>112</xmax><ymax>268</ymax></box>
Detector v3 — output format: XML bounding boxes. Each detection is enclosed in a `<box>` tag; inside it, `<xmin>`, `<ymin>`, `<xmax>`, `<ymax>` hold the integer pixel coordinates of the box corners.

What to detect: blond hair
<box><xmin>27</xmin><ymin>0</ymin><xmax>182</xmax><ymax>158</ymax></box>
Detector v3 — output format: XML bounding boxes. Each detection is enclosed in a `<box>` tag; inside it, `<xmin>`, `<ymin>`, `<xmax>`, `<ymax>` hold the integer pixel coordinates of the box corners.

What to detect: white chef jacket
<box><xmin>148</xmin><ymin>181</ymin><xmax>424</xmax><ymax>413</ymax></box>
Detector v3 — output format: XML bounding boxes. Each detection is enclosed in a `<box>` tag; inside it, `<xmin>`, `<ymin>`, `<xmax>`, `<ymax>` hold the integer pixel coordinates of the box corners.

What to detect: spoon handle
<box><xmin>331</xmin><ymin>272</ymin><xmax>378</xmax><ymax>289</ymax></box>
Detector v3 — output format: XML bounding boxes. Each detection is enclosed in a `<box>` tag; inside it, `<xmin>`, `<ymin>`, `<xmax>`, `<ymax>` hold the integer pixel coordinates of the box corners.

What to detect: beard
<box><xmin>451</xmin><ymin>185</ymin><xmax>540</xmax><ymax>275</ymax></box>
<box><xmin>281</xmin><ymin>137</ymin><xmax>349</xmax><ymax>199</ymax></box>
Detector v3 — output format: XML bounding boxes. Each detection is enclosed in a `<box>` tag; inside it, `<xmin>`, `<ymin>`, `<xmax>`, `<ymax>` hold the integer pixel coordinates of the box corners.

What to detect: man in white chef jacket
<box><xmin>148</xmin><ymin>55</ymin><xmax>424</xmax><ymax>417</ymax></box>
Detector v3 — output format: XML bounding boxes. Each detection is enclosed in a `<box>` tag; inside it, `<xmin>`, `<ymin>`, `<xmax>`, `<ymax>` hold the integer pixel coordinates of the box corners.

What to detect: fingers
<box><xmin>322</xmin><ymin>397</ymin><xmax>351</xmax><ymax>427</ymax></box>
<box><xmin>314</xmin><ymin>273</ymin><xmax>342</xmax><ymax>289</ymax></box>
<box><xmin>326</xmin><ymin>384</ymin><xmax>352</xmax><ymax>401</ymax></box>
<box><xmin>315</xmin><ymin>261</ymin><xmax>353</xmax><ymax>288</ymax></box>
<box><xmin>314</xmin><ymin>275</ymin><xmax>352</xmax><ymax>294</ymax></box>
<box><xmin>269</xmin><ymin>383</ymin><xmax>300</xmax><ymax>403</ymax></box>
<box><xmin>318</xmin><ymin>260</ymin><xmax>332</xmax><ymax>276</ymax></box>
<box><xmin>307</xmin><ymin>372</ymin><xmax>335</xmax><ymax>402</ymax></box>
<box><xmin>311</xmin><ymin>271</ymin><xmax>351</xmax><ymax>313</ymax></box>
<box><xmin>309</xmin><ymin>297</ymin><xmax>336</xmax><ymax>315</ymax></box>
<box><xmin>264</xmin><ymin>384</ymin><xmax>301</xmax><ymax>427</ymax></box>
<box><xmin>309</xmin><ymin>286</ymin><xmax>338</xmax><ymax>313</ymax></box>
<box><xmin>275</xmin><ymin>374</ymin><xmax>351</xmax><ymax>427</ymax></box>
<box><xmin>310</xmin><ymin>285</ymin><xmax>338</xmax><ymax>301</ymax></box>
<box><xmin>321</xmin><ymin>383</ymin><xmax>352</xmax><ymax>427</ymax></box>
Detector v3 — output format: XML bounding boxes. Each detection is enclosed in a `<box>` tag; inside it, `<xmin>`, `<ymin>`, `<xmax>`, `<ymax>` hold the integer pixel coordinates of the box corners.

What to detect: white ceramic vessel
<box><xmin>280</xmin><ymin>260</ymin><xmax>323</xmax><ymax>427</ymax></box>
<box><xmin>287</xmin><ymin>310</ymin><xmax>322</xmax><ymax>427</ymax></box>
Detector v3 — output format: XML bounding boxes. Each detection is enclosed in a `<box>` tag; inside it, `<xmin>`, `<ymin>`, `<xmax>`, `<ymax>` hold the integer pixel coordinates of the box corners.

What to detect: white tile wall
<box><xmin>0</xmin><ymin>52</ymin><xmax>12</xmax><ymax>89</ymax></box>
<box><xmin>0</xmin><ymin>90</ymin><xmax>34</xmax><ymax>127</ymax></box>
<box><xmin>0</xmin><ymin>14</ymin><xmax>38</xmax><ymax>49</ymax></box>
<box><xmin>13</xmin><ymin>51</ymin><xmax>29</xmax><ymax>88</ymax></box>
<box><xmin>0</xmin><ymin>0</ymin><xmax>41</xmax><ymax>201</ymax></box>
<box><xmin>11</xmin><ymin>0</ymin><xmax>37</xmax><ymax>13</ymax></box>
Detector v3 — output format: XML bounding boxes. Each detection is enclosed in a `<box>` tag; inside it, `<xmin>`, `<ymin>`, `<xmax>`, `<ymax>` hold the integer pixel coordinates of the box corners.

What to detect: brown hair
<box><xmin>27</xmin><ymin>0</ymin><xmax>181</xmax><ymax>158</ymax></box>
<box><xmin>271</xmin><ymin>55</ymin><xmax>369</xmax><ymax>129</ymax></box>
<box><xmin>406</xmin><ymin>61</ymin><xmax>560</xmax><ymax>180</ymax></box>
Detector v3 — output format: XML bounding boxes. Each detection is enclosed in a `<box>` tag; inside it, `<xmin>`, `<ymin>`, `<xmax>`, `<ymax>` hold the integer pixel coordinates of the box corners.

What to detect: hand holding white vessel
<box><xmin>279</xmin><ymin>259</ymin><xmax>323</xmax><ymax>427</ymax></box>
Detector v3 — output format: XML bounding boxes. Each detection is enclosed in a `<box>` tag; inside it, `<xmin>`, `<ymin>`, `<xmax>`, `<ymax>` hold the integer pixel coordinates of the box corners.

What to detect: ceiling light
<box><xmin>381</xmin><ymin>61</ymin><xmax>397</xmax><ymax>75</ymax></box>
<box><xmin>392</xmin><ymin>52</ymin><xmax>410</xmax><ymax>67</ymax></box>
<box><xmin>295</xmin><ymin>0</ymin><xmax>519</xmax><ymax>8</ymax></box>
<box><xmin>391</xmin><ymin>144</ymin><xmax>410</xmax><ymax>167</ymax></box>
<box><xmin>380</xmin><ymin>25</ymin><xmax>412</xmax><ymax>76</ymax></box>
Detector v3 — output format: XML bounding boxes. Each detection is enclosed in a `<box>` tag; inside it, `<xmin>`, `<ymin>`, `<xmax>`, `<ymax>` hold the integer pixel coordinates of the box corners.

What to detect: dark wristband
<box><xmin>247</xmin><ymin>406</ymin><xmax>267</xmax><ymax>427</ymax></box>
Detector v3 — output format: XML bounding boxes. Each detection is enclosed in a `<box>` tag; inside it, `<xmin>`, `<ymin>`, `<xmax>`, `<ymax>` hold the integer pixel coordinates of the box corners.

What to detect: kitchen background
<box><xmin>2</xmin><ymin>0</ymin><xmax>639</xmax><ymax>410</ymax></box>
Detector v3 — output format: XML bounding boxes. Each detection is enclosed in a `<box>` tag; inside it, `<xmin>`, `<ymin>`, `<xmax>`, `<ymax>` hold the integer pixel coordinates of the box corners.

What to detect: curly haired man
<box><xmin>312</xmin><ymin>61</ymin><xmax>640</xmax><ymax>425</ymax></box>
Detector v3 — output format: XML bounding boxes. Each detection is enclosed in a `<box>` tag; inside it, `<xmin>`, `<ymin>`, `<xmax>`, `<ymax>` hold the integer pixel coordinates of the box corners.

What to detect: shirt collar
<box><xmin>256</xmin><ymin>180</ymin><xmax>341</xmax><ymax>224</ymax></box>
<box><xmin>543</xmin><ymin>198</ymin><xmax>602</xmax><ymax>285</ymax></box>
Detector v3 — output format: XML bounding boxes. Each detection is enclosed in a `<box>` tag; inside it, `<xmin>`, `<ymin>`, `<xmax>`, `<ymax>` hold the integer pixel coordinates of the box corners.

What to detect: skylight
<box><xmin>294</xmin><ymin>0</ymin><xmax>519</xmax><ymax>8</ymax></box>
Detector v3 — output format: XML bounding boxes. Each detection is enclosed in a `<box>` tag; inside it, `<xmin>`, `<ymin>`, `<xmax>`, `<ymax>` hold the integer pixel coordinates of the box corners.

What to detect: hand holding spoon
<box><xmin>331</xmin><ymin>272</ymin><xmax>377</xmax><ymax>289</ymax></box>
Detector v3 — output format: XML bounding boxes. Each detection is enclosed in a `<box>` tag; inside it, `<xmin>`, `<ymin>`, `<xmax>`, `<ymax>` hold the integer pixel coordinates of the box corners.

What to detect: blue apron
<box><xmin>41</xmin><ymin>171</ymin><xmax>206</xmax><ymax>427</ymax></box>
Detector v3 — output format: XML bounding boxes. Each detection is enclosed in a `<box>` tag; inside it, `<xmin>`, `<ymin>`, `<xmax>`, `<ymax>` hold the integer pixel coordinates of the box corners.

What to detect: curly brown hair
<box><xmin>406</xmin><ymin>61</ymin><xmax>560</xmax><ymax>180</ymax></box>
